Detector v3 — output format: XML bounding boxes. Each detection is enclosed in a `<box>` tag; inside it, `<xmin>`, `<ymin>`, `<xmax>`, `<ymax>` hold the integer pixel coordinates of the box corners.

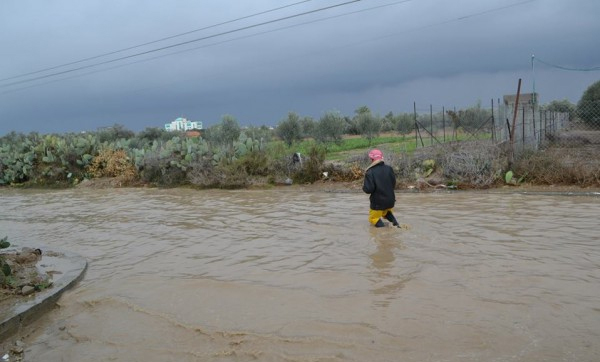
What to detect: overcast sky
<box><xmin>1</xmin><ymin>0</ymin><xmax>599</xmax><ymax>135</ymax></box>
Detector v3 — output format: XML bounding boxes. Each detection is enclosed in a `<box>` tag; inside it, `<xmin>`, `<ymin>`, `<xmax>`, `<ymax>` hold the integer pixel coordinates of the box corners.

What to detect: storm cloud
<box><xmin>1</xmin><ymin>0</ymin><xmax>599</xmax><ymax>134</ymax></box>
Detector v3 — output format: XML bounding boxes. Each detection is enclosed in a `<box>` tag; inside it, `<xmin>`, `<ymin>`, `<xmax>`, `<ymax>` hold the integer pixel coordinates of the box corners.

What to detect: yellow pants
<box><xmin>369</xmin><ymin>208</ymin><xmax>393</xmax><ymax>225</ymax></box>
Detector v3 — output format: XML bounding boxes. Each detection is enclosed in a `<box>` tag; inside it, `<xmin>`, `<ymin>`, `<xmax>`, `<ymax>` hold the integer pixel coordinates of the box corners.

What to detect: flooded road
<box><xmin>1</xmin><ymin>187</ymin><xmax>599</xmax><ymax>361</ymax></box>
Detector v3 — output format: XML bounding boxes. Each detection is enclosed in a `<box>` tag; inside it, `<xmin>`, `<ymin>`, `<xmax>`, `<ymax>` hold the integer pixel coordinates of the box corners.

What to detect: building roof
<box><xmin>503</xmin><ymin>93</ymin><xmax>538</xmax><ymax>105</ymax></box>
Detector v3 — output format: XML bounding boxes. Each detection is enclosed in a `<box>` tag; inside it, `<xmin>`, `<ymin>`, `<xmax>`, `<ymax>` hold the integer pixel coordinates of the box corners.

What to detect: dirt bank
<box><xmin>0</xmin><ymin>248</ymin><xmax>53</xmax><ymax>315</ymax></box>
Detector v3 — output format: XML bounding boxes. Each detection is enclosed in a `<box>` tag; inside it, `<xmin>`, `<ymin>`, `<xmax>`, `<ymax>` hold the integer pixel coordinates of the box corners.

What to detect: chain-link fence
<box><xmin>499</xmin><ymin>101</ymin><xmax>600</xmax><ymax>152</ymax></box>
<box><xmin>411</xmin><ymin>103</ymin><xmax>496</xmax><ymax>148</ymax></box>
<box><xmin>412</xmin><ymin>100</ymin><xmax>600</xmax><ymax>151</ymax></box>
<box><xmin>410</xmin><ymin>99</ymin><xmax>600</xmax><ymax>186</ymax></box>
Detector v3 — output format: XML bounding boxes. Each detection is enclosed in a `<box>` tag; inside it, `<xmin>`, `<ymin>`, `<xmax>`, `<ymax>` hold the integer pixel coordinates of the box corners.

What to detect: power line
<box><xmin>396</xmin><ymin>0</ymin><xmax>536</xmax><ymax>35</ymax></box>
<box><xmin>1</xmin><ymin>0</ymin><xmax>360</xmax><ymax>89</ymax></box>
<box><xmin>1</xmin><ymin>0</ymin><xmax>415</xmax><ymax>96</ymax></box>
<box><xmin>0</xmin><ymin>0</ymin><xmax>315</xmax><ymax>83</ymax></box>
<box><xmin>534</xmin><ymin>56</ymin><xmax>600</xmax><ymax>72</ymax></box>
<box><xmin>1</xmin><ymin>0</ymin><xmax>539</xmax><ymax>94</ymax></box>
<box><xmin>310</xmin><ymin>0</ymin><xmax>537</xmax><ymax>59</ymax></box>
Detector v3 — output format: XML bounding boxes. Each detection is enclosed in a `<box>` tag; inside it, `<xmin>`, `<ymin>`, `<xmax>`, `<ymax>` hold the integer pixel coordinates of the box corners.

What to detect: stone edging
<box><xmin>0</xmin><ymin>246</ymin><xmax>88</xmax><ymax>342</ymax></box>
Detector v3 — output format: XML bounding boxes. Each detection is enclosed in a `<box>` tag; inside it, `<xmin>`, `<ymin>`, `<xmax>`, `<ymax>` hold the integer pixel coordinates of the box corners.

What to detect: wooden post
<box><xmin>508</xmin><ymin>78</ymin><xmax>522</xmax><ymax>169</ymax></box>
<box><xmin>414</xmin><ymin>102</ymin><xmax>418</xmax><ymax>148</ymax></box>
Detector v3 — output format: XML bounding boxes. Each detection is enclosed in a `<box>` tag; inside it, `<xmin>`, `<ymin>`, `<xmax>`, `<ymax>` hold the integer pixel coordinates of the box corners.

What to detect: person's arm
<box><xmin>363</xmin><ymin>170</ymin><xmax>375</xmax><ymax>194</ymax></box>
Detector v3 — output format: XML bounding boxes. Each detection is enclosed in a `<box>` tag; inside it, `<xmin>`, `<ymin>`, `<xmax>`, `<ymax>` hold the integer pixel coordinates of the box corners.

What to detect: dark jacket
<box><xmin>363</xmin><ymin>161</ymin><xmax>396</xmax><ymax>210</ymax></box>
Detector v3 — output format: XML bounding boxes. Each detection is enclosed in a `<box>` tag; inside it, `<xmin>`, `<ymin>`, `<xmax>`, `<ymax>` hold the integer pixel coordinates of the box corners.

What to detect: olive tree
<box><xmin>544</xmin><ymin>99</ymin><xmax>576</xmax><ymax>113</ymax></box>
<box><xmin>203</xmin><ymin>115</ymin><xmax>241</xmax><ymax>151</ymax></box>
<box><xmin>276</xmin><ymin>112</ymin><xmax>303</xmax><ymax>147</ymax></box>
<box><xmin>396</xmin><ymin>113</ymin><xmax>414</xmax><ymax>138</ymax></box>
<box><xmin>96</xmin><ymin>123</ymin><xmax>135</xmax><ymax>143</ymax></box>
<box><xmin>354</xmin><ymin>107</ymin><xmax>381</xmax><ymax>145</ymax></box>
<box><xmin>132</xmin><ymin>127</ymin><xmax>178</xmax><ymax>148</ymax></box>
<box><xmin>299</xmin><ymin>116</ymin><xmax>316</xmax><ymax>138</ymax></box>
<box><xmin>381</xmin><ymin>111</ymin><xmax>396</xmax><ymax>132</ymax></box>
<box><xmin>577</xmin><ymin>80</ymin><xmax>600</xmax><ymax>127</ymax></box>
<box><xmin>314</xmin><ymin>110</ymin><xmax>345</xmax><ymax>146</ymax></box>
<box><xmin>543</xmin><ymin>99</ymin><xmax>576</xmax><ymax>121</ymax></box>
<box><xmin>220</xmin><ymin>115</ymin><xmax>241</xmax><ymax>146</ymax></box>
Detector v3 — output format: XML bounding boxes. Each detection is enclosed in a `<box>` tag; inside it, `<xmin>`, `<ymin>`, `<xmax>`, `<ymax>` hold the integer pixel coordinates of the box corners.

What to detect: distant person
<box><xmin>292</xmin><ymin>152</ymin><xmax>302</xmax><ymax>165</ymax></box>
<box><xmin>362</xmin><ymin>149</ymin><xmax>400</xmax><ymax>228</ymax></box>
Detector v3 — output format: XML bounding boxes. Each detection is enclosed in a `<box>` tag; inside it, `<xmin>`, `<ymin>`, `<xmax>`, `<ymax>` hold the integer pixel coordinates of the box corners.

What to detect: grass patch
<box><xmin>270</xmin><ymin>132</ymin><xmax>493</xmax><ymax>163</ymax></box>
<box><xmin>271</xmin><ymin>134</ymin><xmax>418</xmax><ymax>162</ymax></box>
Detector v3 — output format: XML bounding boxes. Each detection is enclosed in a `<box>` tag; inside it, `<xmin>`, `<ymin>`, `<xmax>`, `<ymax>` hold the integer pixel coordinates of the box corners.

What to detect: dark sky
<box><xmin>1</xmin><ymin>0</ymin><xmax>599</xmax><ymax>135</ymax></box>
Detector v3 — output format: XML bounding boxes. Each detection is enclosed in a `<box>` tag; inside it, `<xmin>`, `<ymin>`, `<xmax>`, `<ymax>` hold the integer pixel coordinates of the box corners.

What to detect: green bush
<box><xmin>1</xmin><ymin>236</ymin><xmax>12</xmax><ymax>284</ymax></box>
<box><xmin>577</xmin><ymin>80</ymin><xmax>600</xmax><ymax>127</ymax></box>
<box><xmin>292</xmin><ymin>144</ymin><xmax>326</xmax><ymax>183</ymax></box>
<box><xmin>187</xmin><ymin>158</ymin><xmax>249</xmax><ymax>189</ymax></box>
<box><xmin>276</xmin><ymin>112</ymin><xmax>303</xmax><ymax>147</ymax></box>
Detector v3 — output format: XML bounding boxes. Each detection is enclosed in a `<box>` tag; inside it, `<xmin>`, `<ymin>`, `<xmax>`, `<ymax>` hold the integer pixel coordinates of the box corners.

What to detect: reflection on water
<box><xmin>368</xmin><ymin>228</ymin><xmax>408</xmax><ymax>308</ymax></box>
<box><xmin>1</xmin><ymin>188</ymin><xmax>599</xmax><ymax>361</ymax></box>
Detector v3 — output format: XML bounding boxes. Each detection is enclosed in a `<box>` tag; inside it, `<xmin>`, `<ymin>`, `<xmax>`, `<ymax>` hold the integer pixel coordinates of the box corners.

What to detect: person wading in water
<box><xmin>362</xmin><ymin>149</ymin><xmax>400</xmax><ymax>228</ymax></box>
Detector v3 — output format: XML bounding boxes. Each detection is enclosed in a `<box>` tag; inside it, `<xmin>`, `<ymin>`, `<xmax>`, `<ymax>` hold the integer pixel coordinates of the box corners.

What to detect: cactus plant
<box><xmin>0</xmin><ymin>236</ymin><xmax>12</xmax><ymax>279</ymax></box>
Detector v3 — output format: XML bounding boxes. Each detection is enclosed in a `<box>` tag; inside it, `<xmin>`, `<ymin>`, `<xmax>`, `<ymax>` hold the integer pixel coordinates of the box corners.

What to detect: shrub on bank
<box><xmin>1</xmin><ymin>127</ymin><xmax>598</xmax><ymax>189</ymax></box>
<box><xmin>514</xmin><ymin>148</ymin><xmax>600</xmax><ymax>186</ymax></box>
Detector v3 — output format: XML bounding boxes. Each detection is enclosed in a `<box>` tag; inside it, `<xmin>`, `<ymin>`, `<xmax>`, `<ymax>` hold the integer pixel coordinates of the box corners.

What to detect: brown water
<box><xmin>1</xmin><ymin>188</ymin><xmax>599</xmax><ymax>362</ymax></box>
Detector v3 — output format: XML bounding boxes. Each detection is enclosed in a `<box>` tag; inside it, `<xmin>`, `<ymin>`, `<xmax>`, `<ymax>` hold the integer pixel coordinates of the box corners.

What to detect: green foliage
<box><xmin>1</xmin><ymin>263</ymin><xmax>10</xmax><ymax>278</ymax></box>
<box><xmin>1</xmin><ymin>236</ymin><xmax>11</xmax><ymax>279</ymax></box>
<box><xmin>504</xmin><ymin>170</ymin><xmax>526</xmax><ymax>185</ymax></box>
<box><xmin>542</xmin><ymin>99</ymin><xmax>576</xmax><ymax>113</ymax></box>
<box><xmin>289</xmin><ymin>134</ymin><xmax>411</xmax><ymax>158</ymax></box>
<box><xmin>577</xmin><ymin>80</ymin><xmax>600</xmax><ymax>126</ymax></box>
<box><xmin>243</xmin><ymin>125</ymin><xmax>274</xmax><ymax>144</ymax></box>
<box><xmin>314</xmin><ymin>110</ymin><xmax>345</xmax><ymax>146</ymax></box>
<box><xmin>0</xmin><ymin>132</ymin><xmax>35</xmax><ymax>185</ymax></box>
<box><xmin>0</xmin><ymin>123</ymin><xmax>270</xmax><ymax>187</ymax></box>
<box><xmin>137</xmin><ymin>136</ymin><xmax>210</xmax><ymax>186</ymax></box>
<box><xmin>276</xmin><ymin>112</ymin><xmax>303</xmax><ymax>147</ymax></box>
<box><xmin>292</xmin><ymin>144</ymin><xmax>326</xmax><ymax>183</ymax></box>
<box><xmin>96</xmin><ymin>124</ymin><xmax>135</xmax><ymax>143</ymax></box>
<box><xmin>237</xmin><ymin>133</ymin><xmax>264</xmax><ymax>155</ymax></box>
<box><xmin>0</xmin><ymin>236</ymin><xmax>10</xmax><ymax>249</ymax></box>
<box><xmin>380</xmin><ymin>112</ymin><xmax>396</xmax><ymax>132</ymax></box>
<box><xmin>31</xmin><ymin>133</ymin><xmax>100</xmax><ymax>184</ymax></box>
<box><xmin>219</xmin><ymin>115</ymin><xmax>241</xmax><ymax>146</ymax></box>
<box><xmin>355</xmin><ymin>105</ymin><xmax>371</xmax><ymax>115</ymax></box>
<box><xmin>207</xmin><ymin>132</ymin><xmax>267</xmax><ymax>170</ymax></box>
<box><xmin>204</xmin><ymin>115</ymin><xmax>241</xmax><ymax>149</ymax></box>
<box><xmin>355</xmin><ymin>110</ymin><xmax>381</xmax><ymax>145</ymax></box>
<box><xmin>132</xmin><ymin>127</ymin><xmax>180</xmax><ymax>148</ymax></box>
<box><xmin>542</xmin><ymin>99</ymin><xmax>576</xmax><ymax>123</ymax></box>
<box><xmin>299</xmin><ymin>116</ymin><xmax>315</xmax><ymax>138</ymax></box>
<box><xmin>395</xmin><ymin>113</ymin><xmax>414</xmax><ymax>136</ymax></box>
<box><xmin>237</xmin><ymin>151</ymin><xmax>270</xmax><ymax>176</ymax></box>
<box><xmin>422</xmin><ymin>159</ymin><xmax>435</xmax><ymax>177</ymax></box>
<box><xmin>0</xmin><ymin>131</ymin><xmax>98</xmax><ymax>185</ymax></box>
<box><xmin>447</xmin><ymin>102</ymin><xmax>492</xmax><ymax>133</ymax></box>
<box><xmin>505</xmin><ymin>170</ymin><xmax>514</xmax><ymax>184</ymax></box>
<box><xmin>187</xmin><ymin>157</ymin><xmax>249</xmax><ymax>189</ymax></box>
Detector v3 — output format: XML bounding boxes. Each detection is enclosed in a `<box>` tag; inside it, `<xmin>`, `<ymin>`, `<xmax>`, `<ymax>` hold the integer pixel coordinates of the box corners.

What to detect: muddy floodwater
<box><xmin>1</xmin><ymin>187</ymin><xmax>599</xmax><ymax>361</ymax></box>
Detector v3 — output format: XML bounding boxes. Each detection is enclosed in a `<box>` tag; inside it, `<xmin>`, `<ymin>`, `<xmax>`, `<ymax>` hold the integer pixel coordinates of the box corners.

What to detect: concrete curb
<box><xmin>0</xmin><ymin>246</ymin><xmax>87</xmax><ymax>342</ymax></box>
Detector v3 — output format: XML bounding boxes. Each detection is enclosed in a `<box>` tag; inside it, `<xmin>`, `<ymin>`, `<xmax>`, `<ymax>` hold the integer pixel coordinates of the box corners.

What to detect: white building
<box><xmin>164</xmin><ymin>117</ymin><xmax>203</xmax><ymax>131</ymax></box>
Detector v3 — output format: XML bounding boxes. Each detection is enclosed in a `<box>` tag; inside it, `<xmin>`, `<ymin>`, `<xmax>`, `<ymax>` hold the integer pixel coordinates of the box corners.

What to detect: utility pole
<box><xmin>508</xmin><ymin>79</ymin><xmax>522</xmax><ymax>170</ymax></box>
<box><xmin>531</xmin><ymin>54</ymin><xmax>536</xmax><ymax>105</ymax></box>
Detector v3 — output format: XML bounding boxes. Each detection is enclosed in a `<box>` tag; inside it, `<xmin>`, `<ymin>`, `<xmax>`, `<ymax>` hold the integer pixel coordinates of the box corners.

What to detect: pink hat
<box><xmin>368</xmin><ymin>149</ymin><xmax>383</xmax><ymax>161</ymax></box>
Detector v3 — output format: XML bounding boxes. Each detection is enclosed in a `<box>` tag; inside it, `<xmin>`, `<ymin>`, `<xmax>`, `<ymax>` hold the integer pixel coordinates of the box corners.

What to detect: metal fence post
<box><xmin>442</xmin><ymin>106</ymin><xmax>446</xmax><ymax>143</ymax></box>
<box><xmin>414</xmin><ymin>102</ymin><xmax>418</xmax><ymax>149</ymax></box>
<box><xmin>430</xmin><ymin>104</ymin><xmax>433</xmax><ymax>146</ymax></box>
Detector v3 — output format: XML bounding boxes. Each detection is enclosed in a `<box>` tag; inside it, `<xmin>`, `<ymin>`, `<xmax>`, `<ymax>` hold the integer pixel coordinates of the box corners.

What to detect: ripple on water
<box><xmin>1</xmin><ymin>188</ymin><xmax>599</xmax><ymax>361</ymax></box>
